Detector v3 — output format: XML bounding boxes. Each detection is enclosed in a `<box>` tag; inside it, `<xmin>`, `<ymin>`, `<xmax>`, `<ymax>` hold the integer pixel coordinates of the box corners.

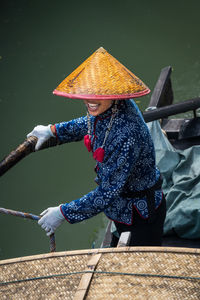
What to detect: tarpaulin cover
<box><xmin>148</xmin><ymin>121</ymin><xmax>200</xmax><ymax>239</ymax></box>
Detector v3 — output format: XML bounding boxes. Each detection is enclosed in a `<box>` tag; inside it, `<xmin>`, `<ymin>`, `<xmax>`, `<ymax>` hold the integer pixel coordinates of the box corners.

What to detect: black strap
<box><xmin>121</xmin><ymin>176</ymin><xmax>163</xmax><ymax>223</ymax></box>
<box><xmin>121</xmin><ymin>176</ymin><xmax>163</xmax><ymax>198</ymax></box>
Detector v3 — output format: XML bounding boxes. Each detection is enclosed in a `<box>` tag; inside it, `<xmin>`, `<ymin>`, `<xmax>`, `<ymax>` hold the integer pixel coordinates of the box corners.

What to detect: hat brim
<box><xmin>53</xmin><ymin>88</ymin><xmax>150</xmax><ymax>100</ymax></box>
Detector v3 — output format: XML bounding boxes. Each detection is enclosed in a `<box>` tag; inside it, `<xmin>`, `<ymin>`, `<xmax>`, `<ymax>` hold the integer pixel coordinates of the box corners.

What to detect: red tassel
<box><xmin>84</xmin><ymin>135</ymin><xmax>92</xmax><ymax>152</ymax></box>
<box><xmin>93</xmin><ymin>147</ymin><xmax>105</xmax><ymax>163</ymax></box>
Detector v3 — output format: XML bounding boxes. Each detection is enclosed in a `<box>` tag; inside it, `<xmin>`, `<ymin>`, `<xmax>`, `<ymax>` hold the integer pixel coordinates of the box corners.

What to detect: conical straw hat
<box><xmin>53</xmin><ymin>47</ymin><xmax>150</xmax><ymax>100</ymax></box>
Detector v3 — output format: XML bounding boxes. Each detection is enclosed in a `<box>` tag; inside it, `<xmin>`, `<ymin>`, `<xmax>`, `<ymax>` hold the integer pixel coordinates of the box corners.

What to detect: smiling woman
<box><xmin>27</xmin><ymin>47</ymin><xmax>166</xmax><ymax>247</ymax></box>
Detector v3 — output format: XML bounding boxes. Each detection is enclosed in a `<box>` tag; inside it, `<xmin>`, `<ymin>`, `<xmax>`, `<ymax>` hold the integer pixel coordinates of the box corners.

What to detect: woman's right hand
<box><xmin>27</xmin><ymin>124</ymin><xmax>55</xmax><ymax>151</ymax></box>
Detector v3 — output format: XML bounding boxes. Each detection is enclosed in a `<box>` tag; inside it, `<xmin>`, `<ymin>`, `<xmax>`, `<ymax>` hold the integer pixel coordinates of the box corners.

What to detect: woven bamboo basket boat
<box><xmin>0</xmin><ymin>246</ymin><xmax>200</xmax><ymax>299</ymax></box>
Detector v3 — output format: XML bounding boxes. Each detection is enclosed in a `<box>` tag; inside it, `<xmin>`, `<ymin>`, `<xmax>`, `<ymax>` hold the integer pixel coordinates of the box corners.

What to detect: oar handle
<box><xmin>0</xmin><ymin>207</ymin><xmax>56</xmax><ymax>253</ymax></box>
<box><xmin>49</xmin><ymin>234</ymin><xmax>56</xmax><ymax>252</ymax></box>
<box><xmin>0</xmin><ymin>136</ymin><xmax>60</xmax><ymax>177</ymax></box>
<box><xmin>0</xmin><ymin>136</ymin><xmax>37</xmax><ymax>177</ymax></box>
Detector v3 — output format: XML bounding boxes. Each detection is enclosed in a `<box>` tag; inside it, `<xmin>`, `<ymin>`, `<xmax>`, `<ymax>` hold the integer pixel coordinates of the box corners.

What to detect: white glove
<box><xmin>38</xmin><ymin>205</ymin><xmax>65</xmax><ymax>236</ymax></box>
<box><xmin>27</xmin><ymin>124</ymin><xmax>55</xmax><ymax>151</ymax></box>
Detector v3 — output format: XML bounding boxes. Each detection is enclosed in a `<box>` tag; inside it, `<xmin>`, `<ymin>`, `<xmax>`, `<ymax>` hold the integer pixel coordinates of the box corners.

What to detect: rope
<box><xmin>0</xmin><ymin>270</ymin><xmax>200</xmax><ymax>286</ymax></box>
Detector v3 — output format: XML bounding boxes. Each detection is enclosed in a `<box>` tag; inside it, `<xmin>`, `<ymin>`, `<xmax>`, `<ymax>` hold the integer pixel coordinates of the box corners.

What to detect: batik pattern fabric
<box><xmin>55</xmin><ymin>100</ymin><xmax>162</xmax><ymax>225</ymax></box>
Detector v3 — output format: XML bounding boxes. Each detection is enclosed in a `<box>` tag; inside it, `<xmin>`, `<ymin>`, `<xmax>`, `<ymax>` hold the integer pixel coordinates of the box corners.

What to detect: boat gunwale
<box><xmin>0</xmin><ymin>246</ymin><xmax>200</xmax><ymax>266</ymax></box>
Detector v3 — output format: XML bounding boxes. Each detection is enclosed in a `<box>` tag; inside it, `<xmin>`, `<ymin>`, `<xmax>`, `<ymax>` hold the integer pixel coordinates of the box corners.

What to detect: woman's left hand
<box><xmin>38</xmin><ymin>205</ymin><xmax>65</xmax><ymax>236</ymax></box>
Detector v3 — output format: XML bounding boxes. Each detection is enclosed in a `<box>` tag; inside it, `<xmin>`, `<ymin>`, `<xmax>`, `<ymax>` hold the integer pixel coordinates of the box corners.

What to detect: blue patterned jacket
<box><xmin>55</xmin><ymin>100</ymin><xmax>162</xmax><ymax>225</ymax></box>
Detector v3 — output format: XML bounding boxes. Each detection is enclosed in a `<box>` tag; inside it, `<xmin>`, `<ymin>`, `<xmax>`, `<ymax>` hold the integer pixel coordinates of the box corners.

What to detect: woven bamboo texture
<box><xmin>0</xmin><ymin>247</ymin><xmax>200</xmax><ymax>299</ymax></box>
<box><xmin>53</xmin><ymin>47</ymin><xmax>150</xmax><ymax>100</ymax></box>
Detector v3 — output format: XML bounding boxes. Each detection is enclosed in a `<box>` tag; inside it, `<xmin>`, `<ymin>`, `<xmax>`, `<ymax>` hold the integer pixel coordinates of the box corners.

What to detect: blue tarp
<box><xmin>148</xmin><ymin>121</ymin><xmax>200</xmax><ymax>239</ymax></box>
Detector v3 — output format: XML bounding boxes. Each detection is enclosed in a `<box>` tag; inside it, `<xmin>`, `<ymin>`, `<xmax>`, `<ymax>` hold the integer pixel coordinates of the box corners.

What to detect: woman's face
<box><xmin>83</xmin><ymin>99</ymin><xmax>113</xmax><ymax>116</ymax></box>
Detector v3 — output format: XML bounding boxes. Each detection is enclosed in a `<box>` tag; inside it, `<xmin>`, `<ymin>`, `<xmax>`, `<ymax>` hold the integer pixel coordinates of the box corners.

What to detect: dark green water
<box><xmin>0</xmin><ymin>0</ymin><xmax>200</xmax><ymax>260</ymax></box>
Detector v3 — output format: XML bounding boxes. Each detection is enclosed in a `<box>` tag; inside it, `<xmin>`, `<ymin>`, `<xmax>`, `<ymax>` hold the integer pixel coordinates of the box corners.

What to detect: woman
<box><xmin>28</xmin><ymin>47</ymin><xmax>166</xmax><ymax>246</ymax></box>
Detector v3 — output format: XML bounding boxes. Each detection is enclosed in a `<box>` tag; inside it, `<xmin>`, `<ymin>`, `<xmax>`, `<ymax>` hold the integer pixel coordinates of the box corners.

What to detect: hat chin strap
<box><xmin>84</xmin><ymin>101</ymin><xmax>118</xmax><ymax>162</ymax></box>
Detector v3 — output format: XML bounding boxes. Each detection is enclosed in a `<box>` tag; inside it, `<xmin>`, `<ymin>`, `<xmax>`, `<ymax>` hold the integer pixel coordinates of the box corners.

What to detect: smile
<box><xmin>87</xmin><ymin>103</ymin><xmax>100</xmax><ymax>111</ymax></box>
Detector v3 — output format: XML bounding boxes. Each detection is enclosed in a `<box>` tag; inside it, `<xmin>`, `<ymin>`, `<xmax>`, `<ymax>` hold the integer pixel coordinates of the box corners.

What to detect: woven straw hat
<box><xmin>53</xmin><ymin>47</ymin><xmax>150</xmax><ymax>100</ymax></box>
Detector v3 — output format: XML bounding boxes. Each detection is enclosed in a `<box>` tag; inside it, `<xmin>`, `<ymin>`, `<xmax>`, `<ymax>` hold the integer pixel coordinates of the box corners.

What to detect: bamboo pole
<box><xmin>0</xmin><ymin>207</ymin><xmax>56</xmax><ymax>253</ymax></box>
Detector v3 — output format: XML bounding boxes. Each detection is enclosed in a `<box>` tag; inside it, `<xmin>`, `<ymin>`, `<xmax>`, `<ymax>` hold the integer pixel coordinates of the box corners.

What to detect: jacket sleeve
<box><xmin>60</xmin><ymin>134</ymin><xmax>140</xmax><ymax>223</ymax></box>
<box><xmin>54</xmin><ymin>116</ymin><xmax>88</xmax><ymax>143</ymax></box>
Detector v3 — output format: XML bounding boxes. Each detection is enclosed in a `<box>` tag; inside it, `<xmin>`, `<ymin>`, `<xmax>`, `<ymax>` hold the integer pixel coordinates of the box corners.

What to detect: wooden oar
<box><xmin>0</xmin><ymin>136</ymin><xmax>37</xmax><ymax>177</ymax></box>
<box><xmin>0</xmin><ymin>207</ymin><xmax>56</xmax><ymax>252</ymax></box>
<box><xmin>0</xmin><ymin>136</ymin><xmax>59</xmax><ymax>177</ymax></box>
<box><xmin>0</xmin><ymin>97</ymin><xmax>200</xmax><ymax>177</ymax></box>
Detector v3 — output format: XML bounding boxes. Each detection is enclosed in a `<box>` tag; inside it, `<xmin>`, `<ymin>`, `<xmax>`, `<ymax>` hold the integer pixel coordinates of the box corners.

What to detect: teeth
<box><xmin>88</xmin><ymin>104</ymin><xmax>98</xmax><ymax>108</ymax></box>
